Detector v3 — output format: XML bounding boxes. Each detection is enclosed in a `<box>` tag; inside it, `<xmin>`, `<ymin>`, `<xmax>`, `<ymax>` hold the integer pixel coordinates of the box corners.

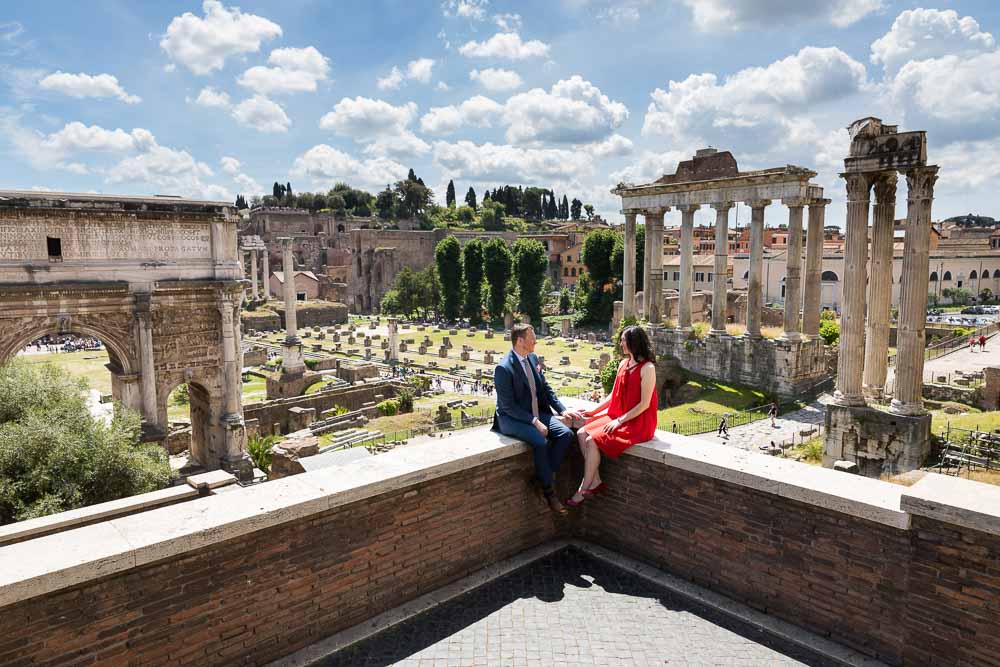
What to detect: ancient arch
<box><xmin>0</xmin><ymin>191</ymin><xmax>252</xmax><ymax>479</ymax></box>
<box><xmin>821</xmin><ymin>271</ymin><xmax>839</xmax><ymax>282</ymax></box>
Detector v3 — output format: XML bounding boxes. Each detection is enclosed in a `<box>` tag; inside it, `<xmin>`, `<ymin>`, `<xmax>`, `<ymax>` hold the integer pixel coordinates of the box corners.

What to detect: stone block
<box><xmin>834</xmin><ymin>460</ymin><xmax>860</xmax><ymax>474</ymax></box>
<box><xmin>449</xmin><ymin>329</ymin><xmax>458</xmax><ymax>335</ymax></box>
<box><xmin>398</xmin><ymin>342</ymin><xmax>408</xmax><ymax>352</ymax></box>
<box><xmin>461</xmin><ymin>351</ymin><xmax>470</xmax><ymax>361</ymax></box>
<box><xmin>439</xmin><ymin>346</ymin><xmax>448</xmax><ymax>358</ymax></box>
<box><xmin>485</xmin><ymin>330</ymin><xmax>494</xmax><ymax>339</ymax></box>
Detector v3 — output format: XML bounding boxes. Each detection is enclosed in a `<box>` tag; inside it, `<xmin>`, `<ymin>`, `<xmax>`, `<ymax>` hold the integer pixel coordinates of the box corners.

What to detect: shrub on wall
<box><xmin>819</xmin><ymin>320</ymin><xmax>840</xmax><ymax>346</ymax></box>
<box><xmin>396</xmin><ymin>389</ymin><xmax>414</xmax><ymax>414</ymax></box>
<box><xmin>376</xmin><ymin>399</ymin><xmax>400</xmax><ymax>416</ymax></box>
<box><xmin>247</xmin><ymin>434</ymin><xmax>280</xmax><ymax>474</ymax></box>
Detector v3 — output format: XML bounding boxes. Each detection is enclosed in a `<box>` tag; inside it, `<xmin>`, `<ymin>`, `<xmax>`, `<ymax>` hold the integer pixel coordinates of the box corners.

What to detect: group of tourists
<box><xmin>25</xmin><ymin>335</ymin><xmax>103</xmax><ymax>354</ymax></box>
<box><xmin>492</xmin><ymin>323</ymin><xmax>657</xmax><ymax>514</ymax></box>
<box><xmin>970</xmin><ymin>334</ymin><xmax>988</xmax><ymax>352</ymax></box>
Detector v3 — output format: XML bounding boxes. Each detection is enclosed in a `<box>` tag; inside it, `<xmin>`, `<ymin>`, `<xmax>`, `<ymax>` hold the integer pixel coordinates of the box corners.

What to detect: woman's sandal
<box><xmin>565</xmin><ymin>492</ymin><xmax>588</xmax><ymax>508</ymax></box>
<box><xmin>584</xmin><ymin>482</ymin><xmax>608</xmax><ymax>496</ymax></box>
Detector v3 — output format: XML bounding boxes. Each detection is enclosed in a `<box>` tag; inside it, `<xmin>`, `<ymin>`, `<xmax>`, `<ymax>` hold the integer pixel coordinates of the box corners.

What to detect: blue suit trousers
<box><xmin>496</xmin><ymin>412</ymin><xmax>573</xmax><ymax>489</ymax></box>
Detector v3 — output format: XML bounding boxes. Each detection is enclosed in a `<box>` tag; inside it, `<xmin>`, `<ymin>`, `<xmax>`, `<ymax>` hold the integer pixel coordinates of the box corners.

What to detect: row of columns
<box><xmin>623</xmin><ymin>198</ymin><xmax>830</xmax><ymax>341</ymax></box>
<box><xmin>241</xmin><ymin>248</ymin><xmax>270</xmax><ymax>301</ymax></box>
<box><xmin>835</xmin><ymin>166</ymin><xmax>939</xmax><ymax>415</ymax></box>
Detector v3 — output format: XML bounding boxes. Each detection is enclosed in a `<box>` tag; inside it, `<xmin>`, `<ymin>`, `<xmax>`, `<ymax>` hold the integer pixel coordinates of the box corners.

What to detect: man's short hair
<box><xmin>510</xmin><ymin>323</ymin><xmax>534</xmax><ymax>347</ymax></box>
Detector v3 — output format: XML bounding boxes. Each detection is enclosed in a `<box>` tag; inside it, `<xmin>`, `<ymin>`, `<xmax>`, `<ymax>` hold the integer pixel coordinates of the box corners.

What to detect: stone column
<box><xmin>218</xmin><ymin>292</ymin><xmax>252</xmax><ymax>479</ymax></box>
<box><xmin>261</xmin><ymin>250</ymin><xmax>271</xmax><ymax>301</ymax></box>
<box><xmin>710</xmin><ymin>202</ymin><xmax>733</xmax><ymax>334</ymax></box>
<box><xmin>863</xmin><ymin>173</ymin><xmax>898</xmax><ymax>398</ymax></box>
<box><xmin>781</xmin><ymin>199</ymin><xmax>806</xmax><ymax>340</ymax></box>
<box><xmin>388</xmin><ymin>318</ymin><xmax>400</xmax><ymax>362</ymax></box>
<box><xmin>622</xmin><ymin>213</ymin><xmax>637</xmax><ymax>319</ymax></box>
<box><xmin>745</xmin><ymin>200</ymin><xmax>770</xmax><ymax>337</ymax></box>
<box><xmin>641</xmin><ymin>212</ymin><xmax>654</xmax><ymax>319</ymax></box>
<box><xmin>802</xmin><ymin>199</ymin><xmax>828</xmax><ymax>338</ymax></box>
<box><xmin>134</xmin><ymin>292</ymin><xmax>160</xmax><ymax>430</ymax></box>
<box><xmin>646</xmin><ymin>210</ymin><xmax>667</xmax><ymax>324</ymax></box>
<box><xmin>611</xmin><ymin>300</ymin><xmax>623</xmax><ymax>337</ymax></box>
<box><xmin>834</xmin><ymin>173</ymin><xmax>873</xmax><ymax>407</ymax></box>
<box><xmin>892</xmin><ymin>166</ymin><xmax>939</xmax><ymax>415</ymax></box>
<box><xmin>280</xmin><ymin>238</ymin><xmax>305</xmax><ymax>375</ymax></box>
<box><xmin>250</xmin><ymin>250</ymin><xmax>259</xmax><ymax>300</ymax></box>
<box><xmin>677</xmin><ymin>204</ymin><xmax>699</xmax><ymax>330</ymax></box>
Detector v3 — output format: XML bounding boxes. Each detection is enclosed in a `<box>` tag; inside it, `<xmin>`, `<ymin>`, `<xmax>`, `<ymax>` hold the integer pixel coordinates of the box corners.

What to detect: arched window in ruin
<box><xmin>337</xmin><ymin>224</ymin><xmax>345</xmax><ymax>233</ymax></box>
<box><xmin>742</xmin><ymin>271</ymin><xmax>749</xmax><ymax>280</ymax></box>
<box><xmin>929</xmin><ymin>271</ymin><xmax>938</xmax><ymax>282</ymax></box>
<box><xmin>821</xmin><ymin>271</ymin><xmax>839</xmax><ymax>282</ymax></box>
<box><xmin>571</xmin><ymin>268</ymin><xmax>577</xmax><ymax>277</ymax></box>
<box><xmin>943</xmin><ymin>271</ymin><xmax>952</xmax><ymax>281</ymax></box>
<box><xmin>564</xmin><ymin>267</ymin><xmax>569</xmax><ymax>277</ymax></box>
<box><xmin>971</xmin><ymin>270</ymin><xmax>978</xmax><ymax>280</ymax></box>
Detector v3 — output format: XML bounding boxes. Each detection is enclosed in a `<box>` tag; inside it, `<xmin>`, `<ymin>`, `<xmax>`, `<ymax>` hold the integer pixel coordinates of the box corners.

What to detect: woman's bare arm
<box><xmin>618</xmin><ymin>363</ymin><xmax>656</xmax><ymax>423</ymax></box>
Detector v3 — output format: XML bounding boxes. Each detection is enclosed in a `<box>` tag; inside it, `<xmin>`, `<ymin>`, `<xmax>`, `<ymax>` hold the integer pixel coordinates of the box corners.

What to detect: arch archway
<box><xmin>821</xmin><ymin>271</ymin><xmax>839</xmax><ymax>282</ymax></box>
<box><xmin>929</xmin><ymin>271</ymin><xmax>938</xmax><ymax>282</ymax></box>
<box><xmin>943</xmin><ymin>271</ymin><xmax>952</xmax><ymax>281</ymax></box>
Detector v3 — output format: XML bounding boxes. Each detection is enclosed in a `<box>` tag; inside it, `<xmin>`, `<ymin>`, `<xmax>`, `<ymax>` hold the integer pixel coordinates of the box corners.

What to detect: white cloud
<box><xmin>160</xmin><ymin>0</ymin><xmax>282</xmax><ymax>75</ymax></box>
<box><xmin>192</xmin><ymin>86</ymin><xmax>231</xmax><ymax>108</ymax></box>
<box><xmin>320</xmin><ymin>97</ymin><xmax>418</xmax><ymax>138</ymax></box>
<box><xmin>363</xmin><ymin>132</ymin><xmax>431</xmax><ymax>160</ymax></box>
<box><xmin>470</xmin><ymin>67</ymin><xmax>522</xmax><ymax>92</ymax></box>
<box><xmin>609</xmin><ymin>150</ymin><xmax>688</xmax><ymax>186</ymax></box>
<box><xmin>233</xmin><ymin>172</ymin><xmax>262</xmax><ymax>194</ymax></box>
<box><xmin>586</xmin><ymin>134</ymin><xmax>634</xmax><ymax>158</ymax></box>
<box><xmin>436</xmin><ymin>81</ymin><xmax>450</xmax><ymax>91</ymax></box>
<box><xmin>681</xmin><ymin>0</ymin><xmax>883</xmax><ymax>32</ymax></box>
<box><xmin>442</xmin><ymin>0</ymin><xmax>488</xmax><ymax>21</ymax></box>
<box><xmin>597</xmin><ymin>6</ymin><xmax>641</xmax><ymax>25</ymax></box>
<box><xmin>433</xmin><ymin>140</ymin><xmax>594</xmax><ymax>183</ymax></box>
<box><xmin>291</xmin><ymin>144</ymin><xmax>409</xmax><ymax>191</ymax></box>
<box><xmin>872</xmin><ymin>9</ymin><xmax>994</xmax><ymax>76</ymax></box>
<box><xmin>41</xmin><ymin>122</ymin><xmax>142</xmax><ymax>154</ymax></box>
<box><xmin>504</xmin><ymin>75</ymin><xmax>628</xmax><ymax>144</ymax></box>
<box><xmin>459</xmin><ymin>32</ymin><xmax>550</xmax><ymax>60</ymax></box>
<box><xmin>420</xmin><ymin>95</ymin><xmax>503</xmax><ymax>134</ymax></box>
<box><xmin>493</xmin><ymin>13</ymin><xmax>522</xmax><ymax>32</ymax></box>
<box><xmin>231</xmin><ymin>95</ymin><xmax>290</xmax><ymax>133</ymax></box>
<box><xmin>377</xmin><ymin>58</ymin><xmax>435</xmax><ymax>90</ymax></box>
<box><xmin>237</xmin><ymin>46</ymin><xmax>330</xmax><ymax>94</ymax></box>
<box><xmin>642</xmin><ymin>47</ymin><xmax>867</xmax><ymax>150</ymax></box>
<box><xmin>38</xmin><ymin>71</ymin><xmax>140</xmax><ymax>104</ymax></box>
<box><xmin>220</xmin><ymin>156</ymin><xmax>241</xmax><ymax>175</ymax></box>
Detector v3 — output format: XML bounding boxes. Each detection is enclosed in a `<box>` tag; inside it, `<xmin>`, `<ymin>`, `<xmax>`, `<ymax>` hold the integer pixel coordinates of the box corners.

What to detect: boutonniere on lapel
<box><xmin>535</xmin><ymin>363</ymin><xmax>542</xmax><ymax>375</ymax></box>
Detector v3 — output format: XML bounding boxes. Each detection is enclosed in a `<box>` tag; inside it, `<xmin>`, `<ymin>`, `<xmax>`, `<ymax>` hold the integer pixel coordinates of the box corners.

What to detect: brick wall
<box><xmin>0</xmin><ymin>451</ymin><xmax>560</xmax><ymax>667</ymax></box>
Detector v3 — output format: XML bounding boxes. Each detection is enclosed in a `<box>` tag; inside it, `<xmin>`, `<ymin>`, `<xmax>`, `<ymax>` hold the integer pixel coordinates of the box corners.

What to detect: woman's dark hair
<box><xmin>620</xmin><ymin>325</ymin><xmax>653</xmax><ymax>363</ymax></box>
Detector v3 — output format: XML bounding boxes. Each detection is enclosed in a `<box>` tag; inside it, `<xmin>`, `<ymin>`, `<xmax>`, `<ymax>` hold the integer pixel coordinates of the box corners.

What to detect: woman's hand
<box><xmin>602</xmin><ymin>417</ymin><xmax>622</xmax><ymax>434</ymax></box>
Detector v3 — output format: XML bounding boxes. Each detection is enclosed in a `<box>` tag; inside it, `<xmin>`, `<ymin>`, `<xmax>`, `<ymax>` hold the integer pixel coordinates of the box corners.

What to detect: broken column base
<box><xmin>266</xmin><ymin>369</ymin><xmax>321</xmax><ymax>399</ymax></box>
<box><xmin>823</xmin><ymin>403</ymin><xmax>931</xmax><ymax>478</ymax></box>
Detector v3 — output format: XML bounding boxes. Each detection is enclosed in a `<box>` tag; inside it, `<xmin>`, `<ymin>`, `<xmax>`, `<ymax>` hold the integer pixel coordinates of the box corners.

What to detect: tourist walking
<box><xmin>492</xmin><ymin>324</ymin><xmax>583</xmax><ymax>514</ymax></box>
<box><xmin>566</xmin><ymin>325</ymin><xmax>657</xmax><ymax>508</ymax></box>
<box><xmin>717</xmin><ymin>415</ymin><xmax>729</xmax><ymax>439</ymax></box>
<box><xmin>768</xmin><ymin>403</ymin><xmax>778</xmax><ymax>427</ymax></box>
<box><xmin>971</xmin><ymin>335</ymin><xmax>977</xmax><ymax>352</ymax></box>
<box><xmin>980</xmin><ymin>334</ymin><xmax>987</xmax><ymax>351</ymax></box>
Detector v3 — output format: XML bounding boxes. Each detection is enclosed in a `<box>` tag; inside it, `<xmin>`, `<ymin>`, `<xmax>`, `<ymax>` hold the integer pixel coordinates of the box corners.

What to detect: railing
<box><xmin>937</xmin><ymin>424</ymin><xmax>1000</xmax><ymax>476</ymax></box>
<box><xmin>663</xmin><ymin>402</ymin><xmax>794</xmax><ymax>437</ymax></box>
<box><xmin>888</xmin><ymin>321</ymin><xmax>999</xmax><ymax>367</ymax></box>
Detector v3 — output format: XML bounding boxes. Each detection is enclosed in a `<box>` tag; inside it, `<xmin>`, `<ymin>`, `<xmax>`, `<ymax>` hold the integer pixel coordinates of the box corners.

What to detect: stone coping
<box><xmin>900</xmin><ymin>472</ymin><xmax>1000</xmax><ymax>537</ymax></box>
<box><xmin>1</xmin><ymin>426</ymin><xmax>988</xmax><ymax>610</ymax></box>
<box><xmin>626</xmin><ymin>431</ymin><xmax>911</xmax><ymax>529</ymax></box>
<box><xmin>0</xmin><ymin>485</ymin><xmax>199</xmax><ymax>548</ymax></box>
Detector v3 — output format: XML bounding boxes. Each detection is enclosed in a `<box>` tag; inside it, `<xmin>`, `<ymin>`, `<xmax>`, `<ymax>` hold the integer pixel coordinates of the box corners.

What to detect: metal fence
<box><xmin>664</xmin><ymin>402</ymin><xmax>798</xmax><ymax>437</ymax></box>
<box><xmin>937</xmin><ymin>424</ymin><xmax>1000</xmax><ymax>476</ymax></box>
<box><xmin>888</xmin><ymin>321</ymin><xmax>999</xmax><ymax>367</ymax></box>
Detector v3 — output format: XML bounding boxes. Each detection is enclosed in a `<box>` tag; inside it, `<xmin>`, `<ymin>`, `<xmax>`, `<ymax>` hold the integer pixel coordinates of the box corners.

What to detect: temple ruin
<box><xmin>0</xmin><ymin>190</ymin><xmax>253</xmax><ymax>479</ymax></box>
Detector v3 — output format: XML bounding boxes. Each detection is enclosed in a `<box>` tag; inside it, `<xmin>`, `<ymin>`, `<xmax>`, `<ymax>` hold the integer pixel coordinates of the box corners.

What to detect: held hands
<box><xmin>562</xmin><ymin>409</ymin><xmax>584</xmax><ymax>422</ymax></box>
<box><xmin>533</xmin><ymin>418</ymin><xmax>549</xmax><ymax>437</ymax></box>
<box><xmin>602</xmin><ymin>417</ymin><xmax>622</xmax><ymax>434</ymax></box>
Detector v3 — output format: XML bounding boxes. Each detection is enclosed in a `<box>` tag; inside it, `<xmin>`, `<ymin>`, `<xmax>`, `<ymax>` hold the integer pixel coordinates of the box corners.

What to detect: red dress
<box><xmin>584</xmin><ymin>359</ymin><xmax>657</xmax><ymax>458</ymax></box>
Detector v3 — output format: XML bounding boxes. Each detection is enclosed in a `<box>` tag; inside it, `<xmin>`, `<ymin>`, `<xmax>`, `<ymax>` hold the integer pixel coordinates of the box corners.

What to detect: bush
<box><xmin>246</xmin><ymin>434</ymin><xmax>280</xmax><ymax>474</ymax></box>
<box><xmin>397</xmin><ymin>388</ymin><xmax>414</xmax><ymax>414</ymax></box>
<box><xmin>819</xmin><ymin>320</ymin><xmax>840</xmax><ymax>346</ymax></box>
<box><xmin>0</xmin><ymin>360</ymin><xmax>171</xmax><ymax>525</ymax></box>
<box><xmin>408</xmin><ymin>375</ymin><xmax>431</xmax><ymax>391</ymax></box>
<box><xmin>689</xmin><ymin>322</ymin><xmax>709</xmax><ymax>340</ymax></box>
<box><xmin>304</xmin><ymin>359</ymin><xmax>319</xmax><ymax>370</ymax></box>
<box><xmin>819</xmin><ymin>309</ymin><xmax>836</xmax><ymax>321</ymax></box>
<box><xmin>170</xmin><ymin>383</ymin><xmax>189</xmax><ymax>406</ymax></box>
<box><xmin>376</xmin><ymin>399</ymin><xmax>400</xmax><ymax>416</ymax></box>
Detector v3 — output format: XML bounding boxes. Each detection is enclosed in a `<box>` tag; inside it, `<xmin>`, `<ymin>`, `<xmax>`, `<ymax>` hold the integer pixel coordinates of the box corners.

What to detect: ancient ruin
<box><xmin>0</xmin><ymin>190</ymin><xmax>252</xmax><ymax>479</ymax></box>
<box><xmin>613</xmin><ymin>149</ymin><xmax>830</xmax><ymax>396</ymax></box>
<box><xmin>824</xmin><ymin>117</ymin><xmax>938</xmax><ymax>476</ymax></box>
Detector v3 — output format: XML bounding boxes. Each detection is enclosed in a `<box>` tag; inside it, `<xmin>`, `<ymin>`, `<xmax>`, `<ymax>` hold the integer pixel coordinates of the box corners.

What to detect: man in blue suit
<box><xmin>493</xmin><ymin>323</ymin><xmax>583</xmax><ymax>513</ymax></box>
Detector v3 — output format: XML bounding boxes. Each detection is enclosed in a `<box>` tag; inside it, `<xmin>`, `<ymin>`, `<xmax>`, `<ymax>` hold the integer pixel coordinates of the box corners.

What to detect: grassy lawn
<box><xmin>930</xmin><ymin>406</ymin><xmax>1000</xmax><ymax>435</ymax></box>
<box><xmin>657</xmin><ymin>378</ymin><xmax>769</xmax><ymax>432</ymax></box>
<box><xmin>18</xmin><ymin>349</ymin><xmax>112</xmax><ymax>395</ymax></box>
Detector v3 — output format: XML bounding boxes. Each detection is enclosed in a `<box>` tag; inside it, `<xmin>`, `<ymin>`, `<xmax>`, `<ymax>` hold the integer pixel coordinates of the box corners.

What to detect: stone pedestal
<box><xmin>611</xmin><ymin>301</ymin><xmax>623</xmax><ymax>337</ymax></box>
<box><xmin>561</xmin><ymin>319</ymin><xmax>571</xmax><ymax>337</ymax></box>
<box><xmin>823</xmin><ymin>403</ymin><xmax>930</xmax><ymax>478</ymax></box>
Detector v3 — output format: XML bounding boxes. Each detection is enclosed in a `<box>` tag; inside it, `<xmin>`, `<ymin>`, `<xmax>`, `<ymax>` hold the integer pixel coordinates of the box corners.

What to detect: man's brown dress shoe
<box><xmin>545</xmin><ymin>492</ymin><xmax>567</xmax><ymax>515</ymax></box>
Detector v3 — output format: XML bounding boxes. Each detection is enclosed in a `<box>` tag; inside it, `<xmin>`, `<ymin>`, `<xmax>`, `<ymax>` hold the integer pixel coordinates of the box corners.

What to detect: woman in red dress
<box><xmin>566</xmin><ymin>325</ymin><xmax>657</xmax><ymax>507</ymax></box>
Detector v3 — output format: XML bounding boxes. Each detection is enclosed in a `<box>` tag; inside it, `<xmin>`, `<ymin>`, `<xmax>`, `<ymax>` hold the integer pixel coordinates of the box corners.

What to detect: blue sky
<box><xmin>2</xmin><ymin>0</ymin><xmax>999</xmax><ymax>228</ymax></box>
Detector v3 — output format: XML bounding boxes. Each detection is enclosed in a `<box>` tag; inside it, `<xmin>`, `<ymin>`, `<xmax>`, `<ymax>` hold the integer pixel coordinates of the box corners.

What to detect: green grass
<box><xmin>18</xmin><ymin>349</ymin><xmax>112</xmax><ymax>395</ymax></box>
<box><xmin>789</xmin><ymin>436</ymin><xmax>824</xmax><ymax>464</ymax></box>
<box><xmin>929</xmin><ymin>407</ymin><xmax>1000</xmax><ymax>436</ymax></box>
<box><xmin>656</xmin><ymin>378</ymin><xmax>768</xmax><ymax>432</ymax></box>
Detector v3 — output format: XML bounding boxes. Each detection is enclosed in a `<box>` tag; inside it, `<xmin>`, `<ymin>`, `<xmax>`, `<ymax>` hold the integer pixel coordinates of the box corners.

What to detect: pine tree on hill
<box><xmin>446</xmin><ymin>180</ymin><xmax>456</xmax><ymax>208</ymax></box>
<box><xmin>465</xmin><ymin>186</ymin><xmax>477</xmax><ymax>210</ymax></box>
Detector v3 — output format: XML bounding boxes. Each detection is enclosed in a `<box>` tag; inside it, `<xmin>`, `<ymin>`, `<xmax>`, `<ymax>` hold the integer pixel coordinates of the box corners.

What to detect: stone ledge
<box><xmin>0</xmin><ymin>485</ymin><xmax>199</xmax><ymax>548</ymax></box>
<box><xmin>901</xmin><ymin>472</ymin><xmax>1000</xmax><ymax>537</ymax></box>
<box><xmin>186</xmin><ymin>470</ymin><xmax>238</xmax><ymax>490</ymax></box>
<box><xmin>626</xmin><ymin>431</ymin><xmax>911</xmax><ymax>529</ymax></box>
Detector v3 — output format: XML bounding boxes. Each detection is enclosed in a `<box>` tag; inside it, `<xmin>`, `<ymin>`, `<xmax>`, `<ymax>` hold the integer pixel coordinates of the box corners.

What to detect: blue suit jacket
<box><xmin>492</xmin><ymin>350</ymin><xmax>566</xmax><ymax>430</ymax></box>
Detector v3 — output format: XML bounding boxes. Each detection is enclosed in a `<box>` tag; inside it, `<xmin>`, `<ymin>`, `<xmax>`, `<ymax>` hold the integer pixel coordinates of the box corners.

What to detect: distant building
<box><xmin>270</xmin><ymin>270</ymin><xmax>320</xmax><ymax>301</ymax></box>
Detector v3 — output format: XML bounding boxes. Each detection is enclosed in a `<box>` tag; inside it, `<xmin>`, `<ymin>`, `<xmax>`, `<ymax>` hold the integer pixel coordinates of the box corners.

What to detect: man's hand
<box><xmin>562</xmin><ymin>409</ymin><xmax>584</xmax><ymax>422</ymax></box>
<box><xmin>533</xmin><ymin>418</ymin><xmax>549</xmax><ymax>437</ymax></box>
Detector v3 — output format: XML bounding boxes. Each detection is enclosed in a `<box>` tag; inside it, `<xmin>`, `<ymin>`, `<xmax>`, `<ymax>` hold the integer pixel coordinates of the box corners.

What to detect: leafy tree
<box><xmin>327</xmin><ymin>193</ymin><xmax>346</xmax><ymax>213</ymax></box>
<box><xmin>584</xmin><ymin>204</ymin><xmax>595</xmax><ymax>220</ymax></box>
<box><xmin>456</xmin><ymin>205</ymin><xmax>476</xmax><ymax>224</ymax></box>
<box><xmin>446</xmin><ymin>180</ymin><xmax>456</xmax><ymax>208</ymax></box>
<box><xmin>484</xmin><ymin>238</ymin><xmax>514</xmax><ymax>319</ymax></box>
<box><xmin>559</xmin><ymin>288</ymin><xmax>571</xmax><ymax>314</ymax></box>
<box><xmin>943</xmin><ymin>287</ymin><xmax>972</xmax><ymax>305</ymax></box>
<box><xmin>523</xmin><ymin>187</ymin><xmax>545</xmax><ymax>220</ymax></box>
<box><xmin>465</xmin><ymin>186</ymin><xmax>477</xmax><ymax>211</ymax></box>
<box><xmin>820</xmin><ymin>308</ymin><xmax>836</xmax><ymax>321</ymax></box>
<box><xmin>380</xmin><ymin>288</ymin><xmax>402</xmax><ymax>315</ymax></box>
<box><xmin>582</xmin><ymin>229</ymin><xmax>617</xmax><ymax>286</ymax></box>
<box><xmin>394</xmin><ymin>178</ymin><xmax>433</xmax><ymax>218</ymax></box>
<box><xmin>571</xmin><ymin>198</ymin><xmax>583</xmax><ymax>220</ymax></box>
<box><xmin>285</xmin><ymin>182</ymin><xmax>293</xmax><ymax>199</ymax></box>
<box><xmin>481</xmin><ymin>200</ymin><xmax>505</xmax><ymax>231</ymax></box>
<box><xmin>0</xmin><ymin>360</ymin><xmax>171</xmax><ymax>525</ymax></box>
<box><xmin>376</xmin><ymin>186</ymin><xmax>397</xmax><ymax>219</ymax></box>
<box><xmin>513</xmin><ymin>239</ymin><xmax>548</xmax><ymax>324</ymax></box>
<box><xmin>435</xmin><ymin>235</ymin><xmax>463</xmax><ymax>320</ymax></box>
<box><xmin>819</xmin><ymin>320</ymin><xmax>840</xmax><ymax>346</ymax></box>
<box><xmin>463</xmin><ymin>239</ymin><xmax>486</xmax><ymax>324</ymax></box>
<box><xmin>407</xmin><ymin>168</ymin><xmax>418</xmax><ymax>182</ymax></box>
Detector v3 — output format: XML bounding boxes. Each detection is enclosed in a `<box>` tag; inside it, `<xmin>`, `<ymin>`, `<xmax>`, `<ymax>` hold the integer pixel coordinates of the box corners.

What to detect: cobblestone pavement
<box><xmin>313</xmin><ymin>547</ymin><xmax>834</xmax><ymax>667</ymax></box>
<box><xmin>694</xmin><ymin>397</ymin><xmax>831</xmax><ymax>452</ymax></box>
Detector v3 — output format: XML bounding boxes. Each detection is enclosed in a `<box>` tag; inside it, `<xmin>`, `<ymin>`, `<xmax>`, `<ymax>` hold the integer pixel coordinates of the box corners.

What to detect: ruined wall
<box><xmin>823</xmin><ymin>403</ymin><xmax>931</xmax><ymax>477</ymax></box>
<box><xmin>244</xmin><ymin>381</ymin><xmax>398</xmax><ymax>434</ymax></box>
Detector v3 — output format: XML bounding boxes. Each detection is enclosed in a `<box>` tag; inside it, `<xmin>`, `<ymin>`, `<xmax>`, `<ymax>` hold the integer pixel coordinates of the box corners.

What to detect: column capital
<box><xmin>676</xmin><ymin>204</ymin><xmax>700</xmax><ymax>214</ymax></box>
<box><xmin>841</xmin><ymin>172</ymin><xmax>874</xmax><ymax>202</ymax></box>
<box><xmin>744</xmin><ymin>198</ymin><xmax>772</xmax><ymax>209</ymax></box>
<box><xmin>642</xmin><ymin>207</ymin><xmax>670</xmax><ymax>217</ymax></box>
<box><xmin>710</xmin><ymin>201</ymin><xmax>734</xmax><ymax>212</ymax></box>
<box><xmin>873</xmin><ymin>171</ymin><xmax>898</xmax><ymax>205</ymax></box>
<box><xmin>278</xmin><ymin>236</ymin><xmax>294</xmax><ymax>247</ymax></box>
<box><xmin>808</xmin><ymin>198</ymin><xmax>831</xmax><ymax>208</ymax></box>
<box><xmin>782</xmin><ymin>197</ymin><xmax>808</xmax><ymax>209</ymax></box>
<box><xmin>623</xmin><ymin>212</ymin><xmax>638</xmax><ymax>222</ymax></box>
<box><xmin>905</xmin><ymin>165</ymin><xmax>939</xmax><ymax>201</ymax></box>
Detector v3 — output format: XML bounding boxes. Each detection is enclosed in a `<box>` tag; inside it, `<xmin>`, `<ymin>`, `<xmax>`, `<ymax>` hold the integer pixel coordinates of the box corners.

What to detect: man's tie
<box><xmin>522</xmin><ymin>357</ymin><xmax>539</xmax><ymax>418</ymax></box>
